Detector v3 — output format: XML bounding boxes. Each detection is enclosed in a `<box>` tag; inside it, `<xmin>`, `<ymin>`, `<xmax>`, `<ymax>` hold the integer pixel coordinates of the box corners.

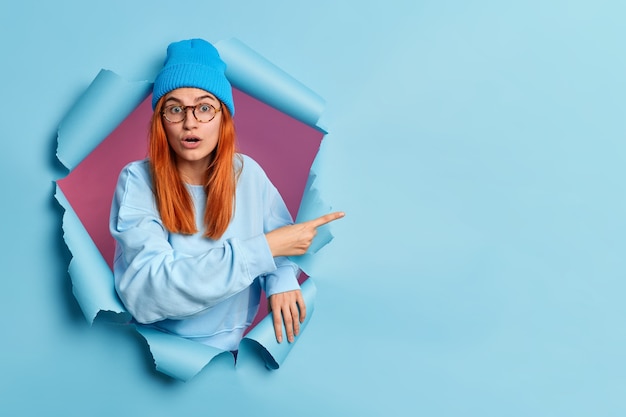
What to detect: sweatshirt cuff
<box><xmin>236</xmin><ymin>234</ymin><xmax>277</xmax><ymax>279</ymax></box>
<box><xmin>263</xmin><ymin>259</ymin><xmax>300</xmax><ymax>296</ymax></box>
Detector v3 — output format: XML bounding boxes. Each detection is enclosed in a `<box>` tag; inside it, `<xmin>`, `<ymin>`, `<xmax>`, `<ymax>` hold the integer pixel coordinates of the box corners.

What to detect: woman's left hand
<box><xmin>268</xmin><ymin>289</ymin><xmax>306</xmax><ymax>343</ymax></box>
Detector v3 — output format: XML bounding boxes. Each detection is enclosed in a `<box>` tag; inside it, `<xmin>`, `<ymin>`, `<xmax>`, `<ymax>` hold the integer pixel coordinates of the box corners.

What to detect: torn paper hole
<box><xmin>54</xmin><ymin>38</ymin><xmax>337</xmax><ymax>381</ymax></box>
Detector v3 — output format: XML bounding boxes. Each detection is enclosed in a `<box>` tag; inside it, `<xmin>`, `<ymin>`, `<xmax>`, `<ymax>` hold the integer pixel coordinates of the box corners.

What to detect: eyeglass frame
<box><xmin>161</xmin><ymin>103</ymin><xmax>222</xmax><ymax>123</ymax></box>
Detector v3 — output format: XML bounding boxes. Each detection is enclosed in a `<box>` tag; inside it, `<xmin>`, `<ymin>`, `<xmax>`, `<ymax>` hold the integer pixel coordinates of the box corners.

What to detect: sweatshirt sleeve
<box><xmin>257</xmin><ymin>165</ymin><xmax>302</xmax><ymax>297</ymax></box>
<box><xmin>110</xmin><ymin>161</ymin><xmax>278</xmax><ymax>324</ymax></box>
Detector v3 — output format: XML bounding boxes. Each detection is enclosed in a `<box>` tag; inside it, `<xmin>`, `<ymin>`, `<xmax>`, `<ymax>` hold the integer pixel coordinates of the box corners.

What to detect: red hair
<box><xmin>148</xmin><ymin>97</ymin><xmax>240</xmax><ymax>239</ymax></box>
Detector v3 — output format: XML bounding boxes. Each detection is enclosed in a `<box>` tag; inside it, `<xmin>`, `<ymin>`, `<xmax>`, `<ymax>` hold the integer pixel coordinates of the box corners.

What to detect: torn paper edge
<box><xmin>56</xmin><ymin>69</ymin><xmax>152</xmax><ymax>171</ymax></box>
<box><xmin>215</xmin><ymin>38</ymin><xmax>327</xmax><ymax>131</ymax></box>
<box><xmin>55</xmin><ymin>38</ymin><xmax>337</xmax><ymax>381</ymax></box>
<box><xmin>241</xmin><ymin>278</ymin><xmax>317</xmax><ymax>370</ymax></box>
<box><xmin>55</xmin><ymin>184</ymin><xmax>129</xmax><ymax>324</ymax></box>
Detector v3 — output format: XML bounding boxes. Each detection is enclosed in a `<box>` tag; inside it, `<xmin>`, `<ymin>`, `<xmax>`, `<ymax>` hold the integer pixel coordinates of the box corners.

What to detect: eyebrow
<box><xmin>164</xmin><ymin>94</ymin><xmax>219</xmax><ymax>105</ymax></box>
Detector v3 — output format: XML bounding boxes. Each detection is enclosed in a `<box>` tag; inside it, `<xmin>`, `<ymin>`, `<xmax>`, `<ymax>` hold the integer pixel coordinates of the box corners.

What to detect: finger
<box><xmin>297</xmin><ymin>292</ymin><xmax>307</xmax><ymax>323</ymax></box>
<box><xmin>281</xmin><ymin>305</ymin><xmax>295</xmax><ymax>343</ymax></box>
<box><xmin>308</xmin><ymin>211</ymin><xmax>345</xmax><ymax>228</ymax></box>
<box><xmin>291</xmin><ymin>304</ymin><xmax>301</xmax><ymax>337</ymax></box>
<box><xmin>289</xmin><ymin>297</ymin><xmax>302</xmax><ymax>336</ymax></box>
<box><xmin>271</xmin><ymin>307</ymin><xmax>283</xmax><ymax>343</ymax></box>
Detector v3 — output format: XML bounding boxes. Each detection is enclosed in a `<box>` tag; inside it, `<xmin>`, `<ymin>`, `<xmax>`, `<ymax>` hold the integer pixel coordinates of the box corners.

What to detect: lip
<box><xmin>181</xmin><ymin>136</ymin><xmax>201</xmax><ymax>149</ymax></box>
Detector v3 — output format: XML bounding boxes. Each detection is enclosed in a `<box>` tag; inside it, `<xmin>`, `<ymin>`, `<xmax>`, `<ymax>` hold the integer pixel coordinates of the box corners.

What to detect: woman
<box><xmin>109</xmin><ymin>38</ymin><xmax>343</xmax><ymax>352</ymax></box>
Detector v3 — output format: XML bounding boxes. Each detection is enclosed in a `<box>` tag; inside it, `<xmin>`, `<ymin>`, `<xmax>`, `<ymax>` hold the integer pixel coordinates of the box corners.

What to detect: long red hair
<box><xmin>148</xmin><ymin>97</ymin><xmax>240</xmax><ymax>239</ymax></box>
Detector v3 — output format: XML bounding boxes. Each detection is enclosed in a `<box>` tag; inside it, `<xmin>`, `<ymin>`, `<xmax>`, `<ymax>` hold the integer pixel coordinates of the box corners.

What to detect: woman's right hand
<box><xmin>265</xmin><ymin>211</ymin><xmax>345</xmax><ymax>257</ymax></box>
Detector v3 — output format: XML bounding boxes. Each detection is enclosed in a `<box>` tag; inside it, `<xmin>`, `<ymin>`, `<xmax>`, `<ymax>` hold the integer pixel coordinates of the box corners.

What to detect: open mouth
<box><xmin>184</xmin><ymin>137</ymin><xmax>200</xmax><ymax>143</ymax></box>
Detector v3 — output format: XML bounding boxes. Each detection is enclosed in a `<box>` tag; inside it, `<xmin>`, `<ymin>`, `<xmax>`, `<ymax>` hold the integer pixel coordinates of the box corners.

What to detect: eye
<box><xmin>168</xmin><ymin>106</ymin><xmax>183</xmax><ymax>114</ymax></box>
<box><xmin>197</xmin><ymin>104</ymin><xmax>212</xmax><ymax>113</ymax></box>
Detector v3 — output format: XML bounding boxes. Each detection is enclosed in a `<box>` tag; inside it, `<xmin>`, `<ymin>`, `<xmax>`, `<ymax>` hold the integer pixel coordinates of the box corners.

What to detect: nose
<box><xmin>182</xmin><ymin>107</ymin><xmax>198</xmax><ymax>129</ymax></box>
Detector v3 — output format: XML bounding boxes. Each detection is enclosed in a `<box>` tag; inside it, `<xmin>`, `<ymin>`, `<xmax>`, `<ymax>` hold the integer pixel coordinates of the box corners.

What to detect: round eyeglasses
<box><xmin>162</xmin><ymin>103</ymin><xmax>222</xmax><ymax>123</ymax></box>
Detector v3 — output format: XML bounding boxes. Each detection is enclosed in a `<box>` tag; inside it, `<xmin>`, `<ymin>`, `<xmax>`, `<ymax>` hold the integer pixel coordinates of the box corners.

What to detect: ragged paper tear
<box><xmin>55</xmin><ymin>185</ymin><xmax>128</xmax><ymax>324</ymax></box>
<box><xmin>55</xmin><ymin>38</ymin><xmax>338</xmax><ymax>381</ymax></box>
<box><xmin>136</xmin><ymin>279</ymin><xmax>316</xmax><ymax>380</ymax></box>
<box><xmin>215</xmin><ymin>38</ymin><xmax>327</xmax><ymax>131</ymax></box>
<box><xmin>56</xmin><ymin>70</ymin><xmax>152</xmax><ymax>171</ymax></box>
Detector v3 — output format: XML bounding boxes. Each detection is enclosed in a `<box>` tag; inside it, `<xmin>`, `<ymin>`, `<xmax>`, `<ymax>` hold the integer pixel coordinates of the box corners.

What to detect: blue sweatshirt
<box><xmin>109</xmin><ymin>154</ymin><xmax>300</xmax><ymax>351</ymax></box>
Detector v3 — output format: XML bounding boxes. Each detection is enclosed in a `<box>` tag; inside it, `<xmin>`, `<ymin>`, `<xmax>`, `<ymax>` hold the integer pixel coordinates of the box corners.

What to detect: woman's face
<box><xmin>162</xmin><ymin>87</ymin><xmax>222</xmax><ymax>170</ymax></box>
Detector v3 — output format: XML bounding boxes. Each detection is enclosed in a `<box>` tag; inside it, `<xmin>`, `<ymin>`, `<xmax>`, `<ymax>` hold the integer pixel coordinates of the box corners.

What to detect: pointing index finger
<box><xmin>308</xmin><ymin>211</ymin><xmax>345</xmax><ymax>228</ymax></box>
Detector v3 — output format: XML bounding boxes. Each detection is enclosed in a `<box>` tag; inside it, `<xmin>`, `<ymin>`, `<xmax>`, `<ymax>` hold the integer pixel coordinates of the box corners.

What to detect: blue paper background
<box><xmin>2</xmin><ymin>1</ymin><xmax>626</xmax><ymax>416</ymax></box>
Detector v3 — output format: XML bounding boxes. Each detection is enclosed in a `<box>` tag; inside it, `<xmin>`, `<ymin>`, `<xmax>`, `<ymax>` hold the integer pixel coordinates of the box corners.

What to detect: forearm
<box><xmin>114</xmin><ymin>234</ymin><xmax>276</xmax><ymax>323</ymax></box>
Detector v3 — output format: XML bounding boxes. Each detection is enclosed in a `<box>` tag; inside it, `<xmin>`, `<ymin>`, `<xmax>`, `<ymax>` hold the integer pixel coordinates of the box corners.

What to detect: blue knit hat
<box><xmin>152</xmin><ymin>39</ymin><xmax>234</xmax><ymax>116</ymax></box>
